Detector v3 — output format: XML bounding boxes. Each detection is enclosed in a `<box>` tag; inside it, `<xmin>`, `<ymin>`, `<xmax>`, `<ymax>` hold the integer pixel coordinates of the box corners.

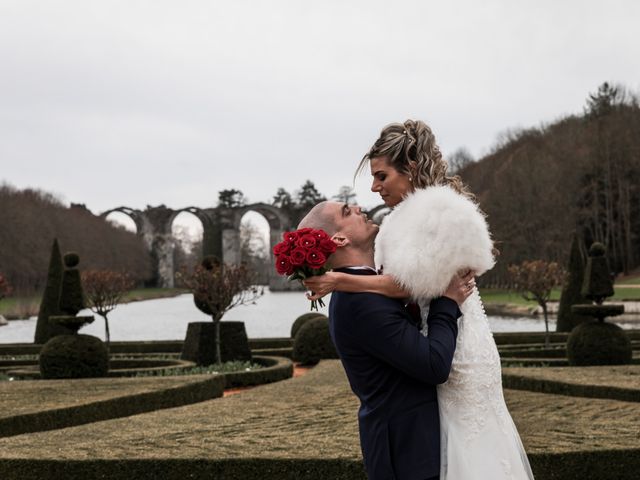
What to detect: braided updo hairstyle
<box><xmin>356</xmin><ymin>119</ymin><xmax>475</xmax><ymax>202</ymax></box>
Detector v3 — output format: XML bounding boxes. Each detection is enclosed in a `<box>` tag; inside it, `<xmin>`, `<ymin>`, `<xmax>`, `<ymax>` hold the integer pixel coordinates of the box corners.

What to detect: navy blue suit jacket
<box><xmin>328</xmin><ymin>269</ymin><xmax>460</xmax><ymax>480</ymax></box>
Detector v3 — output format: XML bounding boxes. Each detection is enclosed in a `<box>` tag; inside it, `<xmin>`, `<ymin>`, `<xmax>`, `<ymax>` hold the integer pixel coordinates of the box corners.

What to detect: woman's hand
<box><xmin>443</xmin><ymin>269</ymin><xmax>476</xmax><ymax>306</ymax></box>
<box><xmin>303</xmin><ymin>272</ymin><xmax>340</xmax><ymax>301</ymax></box>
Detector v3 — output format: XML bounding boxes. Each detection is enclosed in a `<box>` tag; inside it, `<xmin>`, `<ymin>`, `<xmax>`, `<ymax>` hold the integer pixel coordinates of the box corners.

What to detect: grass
<box><xmin>615</xmin><ymin>273</ymin><xmax>640</xmax><ymax>285</ymax></box>
<box><xmin>121</xmin><ymin>288</ymin><xmax>187</xmax><ymax>303</ymax></box>
<box><xmin>611</xmin><ymin>287</ymin><xmax>640</xmax><ymax>300</ymax></box>
<box><xmin>480</xmin><ymin>286</ymin><xmax>640</xmax><ymax>307</ymax></box>
<box><xmin>479</xmin><ymin>288</ymin><xmax>562</xmax><ymax>307</ymax></box>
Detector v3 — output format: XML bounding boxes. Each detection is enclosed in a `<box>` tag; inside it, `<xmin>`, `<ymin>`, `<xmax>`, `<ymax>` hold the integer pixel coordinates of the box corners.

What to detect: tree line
<box><xmin>0</xmin><ymin>185</ymin><xmax>152</xmax><ymax>293</ymax></box>
<box><xmin>459</xmin><ymin>83</ymin><xmax>640</xmax><ymax>285</ymax></box>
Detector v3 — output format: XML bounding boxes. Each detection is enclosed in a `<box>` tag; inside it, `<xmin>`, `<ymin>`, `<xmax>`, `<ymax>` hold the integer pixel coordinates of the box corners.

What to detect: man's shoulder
<box><xmin>330</xmin><ymin>291</ymin><xmax>405</xmax><ymax>321</ymax></box>
<box><xmin>332</xmin><ymin>290</ymin><xmax>402</xmax><ymax>307</ymax></box>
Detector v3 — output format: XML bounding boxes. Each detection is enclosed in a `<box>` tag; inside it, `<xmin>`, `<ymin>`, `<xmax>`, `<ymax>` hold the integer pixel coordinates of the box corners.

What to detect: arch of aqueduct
<box><xmin>101</xmin><ymin>203</ymin><xmax>388</xmax><ymax>290</ymax></box>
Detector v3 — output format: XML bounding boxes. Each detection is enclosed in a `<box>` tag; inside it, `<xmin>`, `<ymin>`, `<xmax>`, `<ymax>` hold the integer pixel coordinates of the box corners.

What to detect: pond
<box><xmin>1</xmin><ymin>289</ymin><xmax>639</xmax><ymax>343</ymax></box>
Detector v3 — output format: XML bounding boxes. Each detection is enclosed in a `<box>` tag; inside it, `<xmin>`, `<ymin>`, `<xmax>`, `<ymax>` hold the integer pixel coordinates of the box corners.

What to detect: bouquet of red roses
<box><xmin>273</xmin><ymin>227</ymin><xmax>337</xmax><ymax>311</ymax></box>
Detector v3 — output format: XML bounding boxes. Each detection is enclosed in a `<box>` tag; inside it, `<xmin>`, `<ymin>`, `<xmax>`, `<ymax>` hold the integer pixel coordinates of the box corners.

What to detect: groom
<box><xmin>298</xmin><ymin>201</ymin><xmax>472</xmax><ymax>480</ymax></box>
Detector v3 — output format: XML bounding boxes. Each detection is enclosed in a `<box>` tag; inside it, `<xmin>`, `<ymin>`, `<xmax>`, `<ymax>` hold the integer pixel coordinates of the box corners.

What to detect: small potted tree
<box><xmin>508</xmin><ymin>260</ymin><xmax>566</xmax><ymax>348</ymax></box>
<box><xmin>82</xmin><ymin>270</ymin><xmax>134</xmax><ymax>354</ymax></box>
<box><xmin>177</xmin><ymin>256</ymin><xmax>263</xmax><ymax>366</ymax></box>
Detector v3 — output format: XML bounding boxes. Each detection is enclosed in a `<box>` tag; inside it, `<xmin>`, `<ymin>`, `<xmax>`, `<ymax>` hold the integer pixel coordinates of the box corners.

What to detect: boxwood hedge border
<box><xmin>0</xmin><ymin>356</ymin><xmax>292</xmax><ymax>438</ymax></box>
<box><xmin>502</xmin><ymin>372</ymin><xmax>640</xmax><ymax>402</ymax></box>
<box><xmin>0</xmin><ymin>374</ymin><xmax>225</xmax><ymax>438</ymax></box>
<box><xmin>0</xmin><ymin>449</ymin><xmax>639</xmax><ymax>480</ymax></box>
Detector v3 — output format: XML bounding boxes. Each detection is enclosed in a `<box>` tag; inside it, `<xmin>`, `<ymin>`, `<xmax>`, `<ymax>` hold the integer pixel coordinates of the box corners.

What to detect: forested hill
<box><xmin>459</xmin><ymin>84</ymin><xmax>640</xmax><ymax>285</ymax></box>
<box><xmin>0</xmin><ymin>185</ymin><xmax>152</xmax><ymax>291</ymax></box>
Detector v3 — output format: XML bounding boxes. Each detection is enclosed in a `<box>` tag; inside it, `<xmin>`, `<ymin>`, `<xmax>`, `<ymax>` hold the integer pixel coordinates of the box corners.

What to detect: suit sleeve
<box><xmin>342</xmin><ymin>294</ymin><xmax>460</xmax><ymax>385</ymax></box>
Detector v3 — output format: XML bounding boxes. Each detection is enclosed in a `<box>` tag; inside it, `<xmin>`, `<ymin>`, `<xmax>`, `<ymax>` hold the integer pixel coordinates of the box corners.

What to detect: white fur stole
<box><xmin>374</xmin><ymin>186</ymin><xmax>495</xmax><ymax>300</ymax></box>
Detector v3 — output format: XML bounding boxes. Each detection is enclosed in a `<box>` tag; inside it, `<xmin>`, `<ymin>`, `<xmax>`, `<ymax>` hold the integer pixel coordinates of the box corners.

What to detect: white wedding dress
<box><xmin>419</xmin><ymin>291</ymin><xmax>535</xmax><ymax>479</ymax></box>
<box><xmin>374</xmin><ymin>185</ymin><xmax>534</xmax><ymax>479</ymax></box>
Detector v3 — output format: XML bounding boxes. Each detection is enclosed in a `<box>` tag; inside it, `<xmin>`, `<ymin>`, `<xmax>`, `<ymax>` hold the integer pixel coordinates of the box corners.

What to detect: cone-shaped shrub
<box><xmin>556</xmin><ymin>235</ymin><xmax>591</xmax><ymax>332</ymax></box>
<box><xmin>34</xmin><ymin>239</ymin><xmax>70</xmax><ymax>343</ymax></box>
<box><xmin>59</xmin><ymin>252</ymin><xmax>85</xmax><ymax>315</ymax></box>
<box><xmin>581</xmin><ymin>242</ymin><xmax>614</xmax><ymax>303</ymax></box>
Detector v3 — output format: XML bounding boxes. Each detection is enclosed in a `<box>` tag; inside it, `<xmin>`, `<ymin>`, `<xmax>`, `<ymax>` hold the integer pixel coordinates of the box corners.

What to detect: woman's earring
<box><xmin>409</xmin><ymin>176</ymin><xmax>413</xmax><ymax>182</ymax></box>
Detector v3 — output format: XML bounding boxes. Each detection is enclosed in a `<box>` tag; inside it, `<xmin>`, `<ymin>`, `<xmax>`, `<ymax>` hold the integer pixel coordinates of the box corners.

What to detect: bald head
<box><xmin>297</xmin><ymin>201</ymin><xmax>338</xmax><ymax>234</ymax></box>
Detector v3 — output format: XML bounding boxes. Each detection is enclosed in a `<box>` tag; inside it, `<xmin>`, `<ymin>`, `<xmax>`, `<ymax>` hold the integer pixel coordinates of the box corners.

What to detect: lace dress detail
<box><xmin>420</xmin><ymin>290</ymin><xmax>535</xmax><ymax>479</ymax></box>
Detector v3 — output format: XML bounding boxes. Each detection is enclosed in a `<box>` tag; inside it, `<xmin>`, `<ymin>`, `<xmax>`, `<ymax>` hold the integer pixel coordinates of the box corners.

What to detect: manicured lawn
<box><xmin>616</xmin><ymin>273</ymin><xmax>640</xmax><ymax>285</ymax></box>
<box><xmin>611</xmin><ymin>287</ymin><xmax>640</xmax><ymax>300</ymax></box>
<box><xmin>479</xmin><ymin>288</ymin><xmax>562</xmax><ymax>307</ymax></box>
<box><xmin>480</xmin><ymin>286</ymin><xmax>640</xmax><ymax>306</ymax></box>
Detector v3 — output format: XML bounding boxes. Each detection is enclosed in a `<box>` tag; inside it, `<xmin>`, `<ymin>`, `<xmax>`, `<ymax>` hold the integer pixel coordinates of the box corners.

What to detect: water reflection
<box><xmin>1</xmin><ymin>290</ymin><xmax>639</xmax><ymax>343</ymax></box>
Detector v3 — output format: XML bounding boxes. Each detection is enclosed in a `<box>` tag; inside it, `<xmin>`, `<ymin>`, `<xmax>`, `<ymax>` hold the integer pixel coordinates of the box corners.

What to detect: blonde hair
<box><xmin>356</xmin><ymin>119</ymin><xmax>475</xmax><ymax>202</ymax></box>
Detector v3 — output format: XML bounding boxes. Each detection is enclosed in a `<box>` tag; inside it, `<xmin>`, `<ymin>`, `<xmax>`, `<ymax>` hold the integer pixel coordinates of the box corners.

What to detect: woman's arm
<box><xmin>303</xmin><ymin>272</ymin><xmax>410</xmax><ymax>300</ymax></box>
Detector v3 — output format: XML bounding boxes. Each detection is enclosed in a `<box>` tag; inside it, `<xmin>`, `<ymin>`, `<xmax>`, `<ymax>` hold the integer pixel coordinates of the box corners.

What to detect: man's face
<box><xmin>327</xmin><ymin>201</ymin><xmax>379</xmax><ymax>247</ymax></box>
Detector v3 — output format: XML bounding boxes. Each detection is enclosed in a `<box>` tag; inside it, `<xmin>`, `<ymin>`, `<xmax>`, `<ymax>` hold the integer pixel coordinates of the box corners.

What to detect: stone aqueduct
<box><xmin>100</xmin><ymin>203</ymin><xmax>389</xmax><ymax>290</ymax></box>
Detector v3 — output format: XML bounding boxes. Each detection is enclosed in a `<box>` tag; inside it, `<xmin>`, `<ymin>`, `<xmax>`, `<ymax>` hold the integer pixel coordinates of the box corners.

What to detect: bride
<box><xmin>304</xmin><ymin>119</ymin><xmax>534</xmax><ymax>479</ymax></box>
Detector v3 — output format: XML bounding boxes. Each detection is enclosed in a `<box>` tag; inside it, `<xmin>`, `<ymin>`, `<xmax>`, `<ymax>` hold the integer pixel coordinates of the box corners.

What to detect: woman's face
<box><xmin>370</xmin><ymin>156</ymin><xmax>414</xmax><ymax>207</ymax></box>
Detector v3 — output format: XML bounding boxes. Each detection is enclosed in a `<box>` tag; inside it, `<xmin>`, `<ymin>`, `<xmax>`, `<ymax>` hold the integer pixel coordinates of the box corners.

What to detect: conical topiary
<box><xmin>556</xmin><ymin>235</ymin><xmax>591</xmax><ymax>332</ymax></box>
<box><xmin>567</xmin><ymin>241</ymin><xmax>630</xmax><ymax>365</ymax></box>
<box><xmin>34</xmin><ymin>239</ymin><xmax>70</xmax><ymax>344</ymax></box>
<box><xmin>59</xmin><ymin>252</ymin><xmax>85</xmax><ymax>315</ymax></box>
<box><xmin>581</xmin><ymin>242</ymin><xmax>614</xmax><ymax>304</ymax></box>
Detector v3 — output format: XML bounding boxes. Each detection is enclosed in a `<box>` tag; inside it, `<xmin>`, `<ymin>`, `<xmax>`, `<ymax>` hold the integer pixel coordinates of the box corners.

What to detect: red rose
<box><xmin>289</xmin><ymin>248</ymin><xmax>307</xmax><ymax>266</ymax></box>
<box><xmin>273</xmin><ymin>241</ymin><xmax>291</xmax><ymax>256</ymax></box>
<box><xmin>311</xmin><ymin>229</ymin><xmax>329</xmax><ymax>241</ymax></box>
<box><xmin>283</xmin><ymin>231</ymin><xmax>299</xmax><ymax>244</ymax></box>
<box><xmin>297</xmin><ymin>227</ymin><xmax>313</xmax><ymax>234</ymax></box>
<box><xmin>275</xmin><ymin>255</ymin><xmax>294</xmax><ymax>275</ymax></box>
<box><xmin>297</xmin><ymin>234</ymin><xmax>317</xmax><ymax>250</ymax></box>
<box><xmin>306</xmin><ymin>249</ymin><xmax>326</xmax><ymax>268</ymax></box>
<box><xmin>318</xmin><ymin>238</ymin><xmax>337</xmax><ymax>254</ymax></box>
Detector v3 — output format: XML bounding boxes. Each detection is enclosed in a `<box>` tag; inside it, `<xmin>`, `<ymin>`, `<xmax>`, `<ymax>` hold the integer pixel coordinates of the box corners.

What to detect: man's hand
<box><xmin>442</xmin><ymin>269</ymin><xmax>476</xmax><ymax>306</ymax></box>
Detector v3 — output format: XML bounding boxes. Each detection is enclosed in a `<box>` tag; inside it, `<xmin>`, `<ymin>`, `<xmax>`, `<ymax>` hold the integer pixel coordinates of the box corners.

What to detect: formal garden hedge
<box><xmin>2</xmin><ymin>450</ymin><xmax>639</xmax><ymax>480</ymax></box>
<box><xmin>502</xmin><ymin>365</ymin><xmax>640</xmax><ymax>402</ymax></box>
<box><xmin>0</xmin><ymin>458</ymin><xmax>368</xmax><ymax>480</ymax></box>
<box><xmin>0</xmin><ymin>374</ymin><xmax>225</xmax><ymax>438</ymax></box>
<box><xmin>1</xmin><ymin>361</ymin><xmax>639</xmax><ymax>480</ymax></box>
<box><xmin>0</xmin><ymin>356</ymin><xmax>292</xmax><ymax>438</ymax></box>
<box><xmin>215</xmin><ymin>355</ymin><xmax>293</xmax><ymax>389</ymax></box>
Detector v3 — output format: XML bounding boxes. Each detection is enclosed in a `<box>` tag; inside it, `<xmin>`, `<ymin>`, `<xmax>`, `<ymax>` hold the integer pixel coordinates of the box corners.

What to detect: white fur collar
<box><xmin>374</xmin><ymin>186</ymin><xmax>495</xmax><ymax>299</ymax></box>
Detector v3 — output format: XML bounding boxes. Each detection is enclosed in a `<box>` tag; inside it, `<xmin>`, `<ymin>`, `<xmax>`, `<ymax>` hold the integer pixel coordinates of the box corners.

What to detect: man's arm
<box><xmin>342</xmin><ymin>294</ymin><xmax>460</xmax><ymax>385</ymax></box>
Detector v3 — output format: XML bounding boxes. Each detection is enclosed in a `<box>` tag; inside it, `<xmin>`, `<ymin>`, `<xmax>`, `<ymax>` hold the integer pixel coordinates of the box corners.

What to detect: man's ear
<box><xmin>331</xmin><ymin>234</ymin><xmax>350</xmax><ymax>248</ymax></box>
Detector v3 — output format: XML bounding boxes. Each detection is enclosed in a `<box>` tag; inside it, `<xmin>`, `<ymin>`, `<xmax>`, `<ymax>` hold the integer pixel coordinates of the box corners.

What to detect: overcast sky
<box><xmin>1</xmin><ymin>0</ymin><xmax>639</xmax><ymax>220</ymax></box>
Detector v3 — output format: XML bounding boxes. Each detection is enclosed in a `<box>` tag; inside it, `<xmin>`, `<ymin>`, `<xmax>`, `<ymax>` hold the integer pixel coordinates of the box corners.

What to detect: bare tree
<box><xmin>447</xmin><ymin>147</ymin><xmax>475</xmax><ymax>174</ymax></box>
<box><xmin>508</xmin><ymin>260</ymin><xmax>566</xmax><ymax>347</ymax></box>
<box><xmin>177</xmin><ymin>259</ymin><xmax>263</xmax><ymax>363</ymax></box>
<box><xmin>332</xmin><ymin>185</ymin><xmax>357</xmax><ymax>204</ymax></box>
<box><xmin>82</xmin><ymin>270</ymin><xmax>134</xmax><ymax>352</ymax></box>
